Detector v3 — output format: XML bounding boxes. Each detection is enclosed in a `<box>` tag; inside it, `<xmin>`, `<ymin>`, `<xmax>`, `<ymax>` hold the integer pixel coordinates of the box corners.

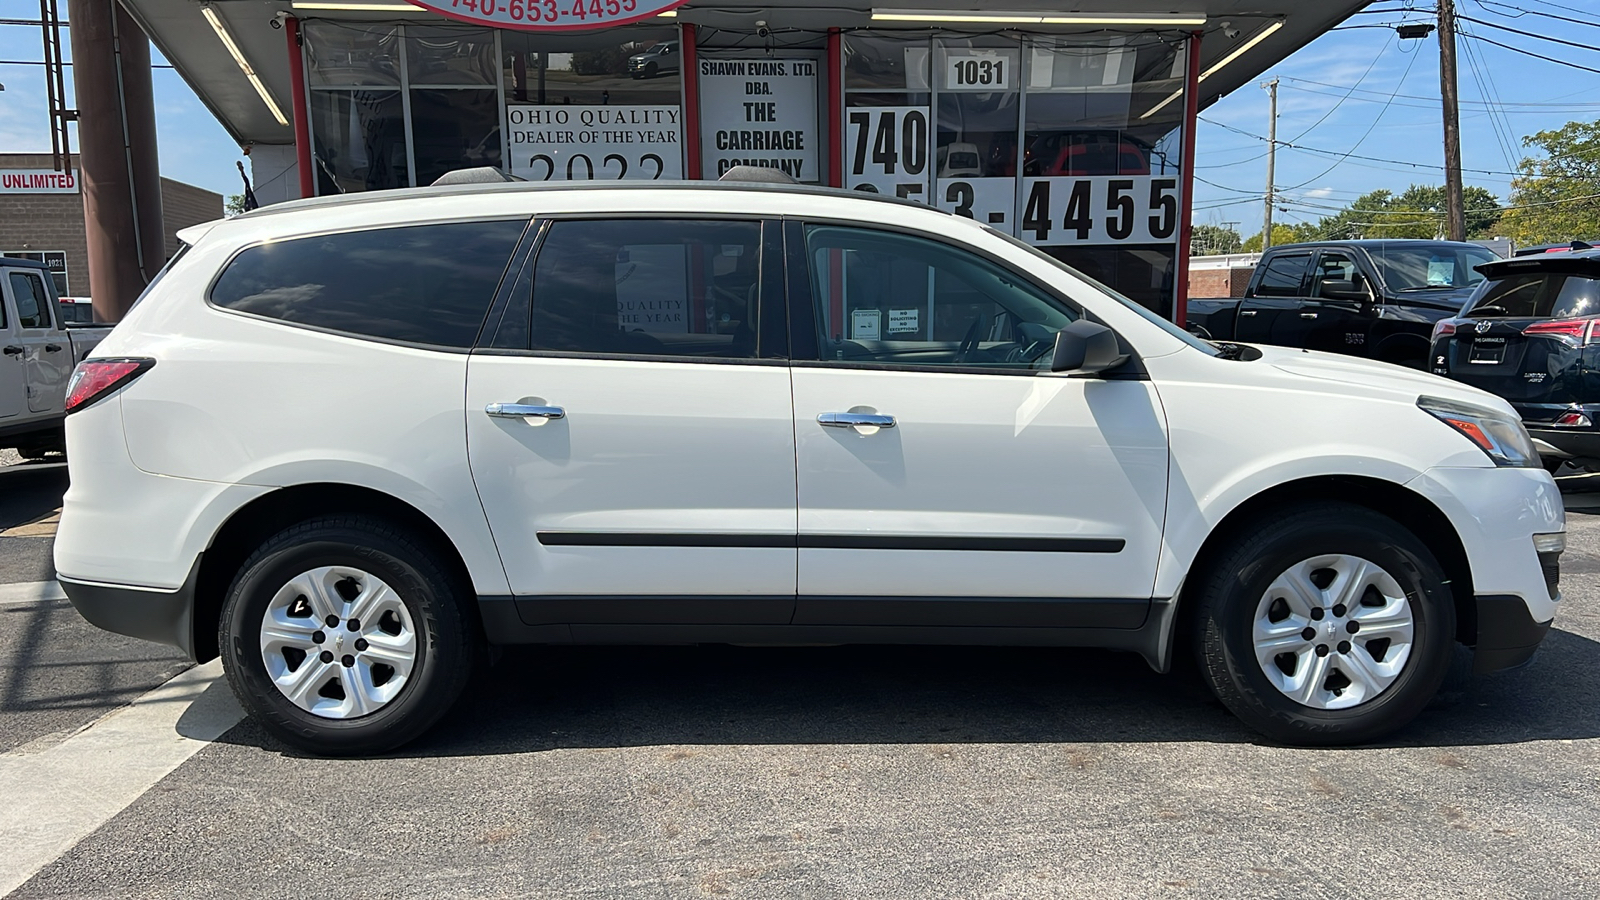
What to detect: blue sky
<box><xmin>3</xmin><ymin>0</ymin><xmax>1597</xmax><ymax>232</ymax></box>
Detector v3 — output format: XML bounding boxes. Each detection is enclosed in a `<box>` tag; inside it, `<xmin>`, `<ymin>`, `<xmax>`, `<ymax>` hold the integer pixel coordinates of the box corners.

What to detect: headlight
<box><xmin>1418</xmin><ymin>395</ymin><xmax>1540</xmax><ymax>468</ymax></box>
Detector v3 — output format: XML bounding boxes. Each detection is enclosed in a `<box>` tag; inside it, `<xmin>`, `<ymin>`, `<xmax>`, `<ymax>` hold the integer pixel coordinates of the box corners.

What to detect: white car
<box><xmin>0</xmin><ymin>258</ymin><xmax>110</xmax><ymax>458</ymax></box>
<box><xmin>56</xmin><ymin>182</ymin><xmax>1563</xmax><ymax>755</ymax></box>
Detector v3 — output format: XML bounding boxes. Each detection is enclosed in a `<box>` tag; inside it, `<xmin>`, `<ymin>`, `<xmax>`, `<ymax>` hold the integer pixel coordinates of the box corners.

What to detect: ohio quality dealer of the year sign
<box><xmin>406</xmin><ymin>0</ymin><xmax>685</xmax><ymax>31</ymax></box>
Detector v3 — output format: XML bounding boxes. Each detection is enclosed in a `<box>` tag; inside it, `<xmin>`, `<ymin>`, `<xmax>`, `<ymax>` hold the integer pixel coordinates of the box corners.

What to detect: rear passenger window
<box><xmin>1254</xmin><ymin>253</ymin><xmax>1310</xmax><ymax>297</ymax></box>
<box><xmin>9</xmin><ymin>272</ymin><xmax>51</xmax><ymax>329</ymax></box>
<box><xmin>528</xmin><ymin>219</ymin><xmax>762</xmax><ymax>359</ymax></box>
<box><xmin>210</xmin><ymin>220</ymin><xmax>525</xmax><ymax>348</ymax></box>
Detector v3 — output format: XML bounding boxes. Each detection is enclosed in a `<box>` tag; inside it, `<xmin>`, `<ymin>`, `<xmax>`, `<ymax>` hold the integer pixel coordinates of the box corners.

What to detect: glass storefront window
<box><xmin>305</xmin><ymin>23</ymin><xmax>402</xmax><ymax>87</ymax></box>
<box><xmin>405</xmin><ymin>25</ymin><xmax>498</xmax><ymax>85</ymax></box>
<box><xmin>410</xmin><ymin>89</ymin><xmax>503</xmax><ymax>186</ymax></box>
<box><xmin>309</xmin><ymin>90</ymin><xmax>408</xmax><ymax>194</ymax></box>
<box><xmin>501</xmin><ymin>30</ymin><xmax>681</xmax><ymax>105</ymax></box>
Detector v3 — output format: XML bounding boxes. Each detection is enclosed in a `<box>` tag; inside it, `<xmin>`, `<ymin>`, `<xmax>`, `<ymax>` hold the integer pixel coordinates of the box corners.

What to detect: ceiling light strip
<box><xmin>201</xmin><ymin>5</ymin><xmax>289</xmax><ymax>126</ymax></box>
<box><xmin>871</xmin><ymin>10</ymin><xmax>1205</xmax><ymax>26</ymax></box>
<box><xmin>290</xmin><ymin>2</ymin><xmax>424</xmax><ymax>9</ymax></box>
<box><xmin>1139</xmin><ymin>19</ymin><xmax>1283</xmax><ymax>119</ymax></box>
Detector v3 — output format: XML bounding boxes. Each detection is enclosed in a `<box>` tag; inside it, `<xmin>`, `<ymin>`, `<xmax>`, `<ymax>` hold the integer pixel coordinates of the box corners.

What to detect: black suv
<box><xmin>1429</xmin><ymin>248</ymin><xmax>1600</xmax><ymax>472</ymax></box>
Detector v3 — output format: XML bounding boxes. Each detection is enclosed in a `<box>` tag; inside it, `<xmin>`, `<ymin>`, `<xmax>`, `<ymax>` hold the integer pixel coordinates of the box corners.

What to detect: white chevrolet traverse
<box><xmin>55</xmin><ymin>182</ymin><xmax>1563</xmax><ymax>754</ymax></box>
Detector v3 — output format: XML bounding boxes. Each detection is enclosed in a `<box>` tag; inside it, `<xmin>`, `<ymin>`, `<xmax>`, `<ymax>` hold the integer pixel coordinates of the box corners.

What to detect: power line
<box><xmin>1456</xmin><ymin>12</ymin><xmax>1600</xmax><ymax>55</ymax></box>
<box><xmin>1198</xmin><ymin>115</ymin><xmax>1531</xmax><ymax>177</ymax></box>
<box><xmin>1277</xmin><ymin>75</ymin><xmax>1600</xmax><ymax>109</ymax></box>
<box><xmin>1473</xmin><ymin>0</ymin><xmax>1600</xmax><ymax>32</ymax></box>
<box><xmin>1277</xmin><ymin>41</ymin><xmax>1425</xmax><ymax>192</ymax></box>
<box><xmin>1281</xmin><ymin>34</ymin><xmax>1395</xmax><ymax>146</ymax></box>
<box><xmin>1460</xmin><ymin>30</ymin><xmax>1600</xmax><ymax>75</ymax></box>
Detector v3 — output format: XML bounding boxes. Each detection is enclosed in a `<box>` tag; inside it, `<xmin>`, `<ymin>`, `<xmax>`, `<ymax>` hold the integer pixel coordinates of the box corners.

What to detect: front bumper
<box><xmin>60</xmin><ymin>557</ymin><xmax>202</xmax><ymax>661</ymax></box>
<box><xmin>1474</xmin><ymin>592</ymin><xmax>1554</xmax><ymax>673</ymax></box>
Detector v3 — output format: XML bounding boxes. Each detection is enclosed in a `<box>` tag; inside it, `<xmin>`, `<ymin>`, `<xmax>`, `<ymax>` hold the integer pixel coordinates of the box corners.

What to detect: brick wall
<box><xmin>1188</xmin><ymin>266</ymin><xmax>1253</xmax><ymax>300</ymax></box>
<box><xmin>1</xmin><ymin>153</ymin><xmax>223</xmax><ymax>298</ymax></box>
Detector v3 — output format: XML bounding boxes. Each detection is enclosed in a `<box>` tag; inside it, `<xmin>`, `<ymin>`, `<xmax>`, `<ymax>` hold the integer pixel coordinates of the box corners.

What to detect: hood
<box><xmin>1254</xmin><ymin>345</ymin><xmax>1518</xmax><ymax>416</ymax></box>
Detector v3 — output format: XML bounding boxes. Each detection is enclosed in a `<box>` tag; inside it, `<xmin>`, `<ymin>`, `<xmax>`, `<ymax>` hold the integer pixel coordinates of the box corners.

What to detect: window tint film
<box><xmin>804</xmin><ymin>225</ymin><xmax>1075</xmax><ymax>370</ymax></box>
<box><xmin>1254</xmin><ymin>253</ymin><xmax>1309</xmax><ymax>297</ymax></box>
<box><xmin>1469</xmin><ymin>273</ymin><xmax>1600</xmax><ymax>319</ymax></box>
<box><xmin>9</xmin><ymin>272</ymin><xmax>50</xmax><ymax>328</ymax></box>
<box><xmin>529</xmin><ymin>219</ymin><xmax>763</xmax><ymax>359</ymax></box>
<box><xmin>211</xmin><ymin>220</ymin><xmax>524</xmax><ymax>347</ymax></box>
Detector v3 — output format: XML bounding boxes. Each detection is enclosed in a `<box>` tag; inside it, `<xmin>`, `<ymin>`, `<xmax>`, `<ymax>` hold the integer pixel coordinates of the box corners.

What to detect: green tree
<box><xmin>1241</xmin><ymin>223</ymin><xmax>1311</xmax><ymax>252</ymax></box>
<box><xmin>1392</xmin><ymin>184</ymin><xmax>1503</xmax><ymax>238</ymax></box>
<box><xmin>1499</xmin><ymin>120</ymin><xmax>1600</xmax><ymax>246</ymax></box>
<box><xmin>225</xmin><ymin>194</ymin><xmax>248</xmax><ymax>217</ymax></box>
<box><xmin>1190</xmin><ymin>223</ymin><xmax>1242</xmax><ymax>255</ymax></box>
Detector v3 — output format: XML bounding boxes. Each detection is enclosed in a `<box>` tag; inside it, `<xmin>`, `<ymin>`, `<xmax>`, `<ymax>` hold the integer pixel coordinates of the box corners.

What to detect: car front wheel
<box><xmin>1192</xmin><ymin>503</ymin><xmax>1456</xmax><ymax>745</ymax></box>
<box><xmin>219</xmin><ymin>516</ymin><xmax>475</xmax><ymax>756</ymax></box>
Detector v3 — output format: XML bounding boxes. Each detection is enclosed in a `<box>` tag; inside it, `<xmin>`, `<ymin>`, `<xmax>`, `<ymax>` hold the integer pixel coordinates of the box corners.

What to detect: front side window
<box><xmin>1254</xmin><ymin>253</ymin><xmax>1310</xmax><ymax>297</ymax></box>
<box><xmin>210</xmin><ymin>220</ymin><xmax>525</xmax><ymax>348</ymax></box>
<box><xmin>1369</xmin><ymin>244</ymin><xmax>1499</xmax><ymax>292</ymax></box>
<box><xmin>9</xmin><ymin>271</ymin><xmax>50</xmax><ymax>329</ymax></box>
<box><xmin>804</xmin><ymin>225</ymin><xmax>1075</xmax><ymax>370</ymax></box>
<box><xmin>1312</xmin><ymin>252</ymin><xmax>1372</xmax><ymax>298</ymax></box>
<box><xmin>528</xmin><ymin>219</ymin><xmax>763</xmax><ymax>359</ymax></box>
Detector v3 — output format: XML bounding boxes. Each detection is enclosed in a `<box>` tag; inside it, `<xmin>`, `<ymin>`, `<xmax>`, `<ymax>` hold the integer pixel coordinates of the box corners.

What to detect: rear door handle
<box><xmin>1238</xmin><ymin>309</ymin><xmax>1257</xmax><ymax>317</ymax></box>
<box><xmin>486</xmin><ymin>402</ymin><xmax>565</xmax><ymax>420</ymax></box>
<box><xmin>1300</xmin><ymin>312</ymin><xmax>1319</xmax><ymax>319</ymax></box>
<box><xmin>818</xmin><ymin>412</ymin><xmax>896</xmax><ymax>429</ymax></box>
<box><xmin>1</xmin><ymin>345</ymin><xmax>21</xmax><ymax>357</ymax></box>
<box><xmin>44</xmin><ymin>343</ymin><xmax>62</xmax><ymax>352</ymax></box>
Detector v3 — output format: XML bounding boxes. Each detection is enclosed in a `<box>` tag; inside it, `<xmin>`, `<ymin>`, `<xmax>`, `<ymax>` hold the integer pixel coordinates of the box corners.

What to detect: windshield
<box><xmin>988</xmin><ymin>226</ymin><xmax>1221</xmax><ymax>356</ymax></box>
<box><xmin>1367</xmin><ymin>244</ymin><xmax>1500</xmax><ymax>292</ymax></box>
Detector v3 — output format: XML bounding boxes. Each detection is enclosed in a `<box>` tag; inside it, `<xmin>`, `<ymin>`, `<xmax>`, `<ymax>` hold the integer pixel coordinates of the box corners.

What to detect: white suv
<box><xmin>57</xmin><ymin>182</ymin><xmax>1563</xmax><ymax>755</ymax></box>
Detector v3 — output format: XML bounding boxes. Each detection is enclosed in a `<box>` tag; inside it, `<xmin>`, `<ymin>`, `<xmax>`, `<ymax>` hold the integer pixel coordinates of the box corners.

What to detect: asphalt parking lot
<box><xmin>4</xmin><ymin>457</ymin><xmax>1600</xmax><ymax>898</ymax></box>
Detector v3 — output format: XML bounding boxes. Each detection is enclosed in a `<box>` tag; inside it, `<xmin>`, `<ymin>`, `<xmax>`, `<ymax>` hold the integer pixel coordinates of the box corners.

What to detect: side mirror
<box><xmin>1051</xmin><ymin>319</ymin><xmax>1130</xmax><ymax>375</ymax></box>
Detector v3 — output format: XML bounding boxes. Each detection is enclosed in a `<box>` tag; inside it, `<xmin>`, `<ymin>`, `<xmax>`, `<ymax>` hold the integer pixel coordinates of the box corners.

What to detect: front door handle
<box><xmin>1</xmin><ymin>345</ymin><xmax>21</xmax><ymax>357</ymax></box>
<box><xmin>818</xmin><ymin>412</ymin><xmax>896</xmax><ymax>429</ymax></box>
<box><xmin>1300</xmin><ymin>312</ymin><xmax>1319</xmax><ymax>319</ymax></box>
<box><xmin>44</xmin><ymin>343</ymin><xmax>62</xmax><ymax>352</ymax></box>
<box><xmin>486</xmin><ymin>402</ymin><xmax>565</xmax><ymax>420</ymax></box>
<box><xmin>1238</xmin><ymin>309</ymin><xmax>1257</xmax><ymax>317</ymax></box>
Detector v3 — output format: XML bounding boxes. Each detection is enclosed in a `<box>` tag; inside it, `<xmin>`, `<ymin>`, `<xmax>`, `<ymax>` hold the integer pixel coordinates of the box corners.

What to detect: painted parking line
<box><xmin>0</xmin><ymin>659</ymin><xmax>244</xmax><ymax>896</ymax></box>
<box><xmin>0</xmin><ymin>580</ymin><xmax>66</xmax><ymax>606</ymax></box>
<box><xmin>0</xmin><ymin>508</ymin><xmax>60</xmax><ymax>538</ymax></box>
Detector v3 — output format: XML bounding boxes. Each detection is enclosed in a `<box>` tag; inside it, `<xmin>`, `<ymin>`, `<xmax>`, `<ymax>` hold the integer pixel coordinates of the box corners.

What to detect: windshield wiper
<box><xmin>1210</xmin><ymin>341</ymin><xmax>1249</xmax><ymax>360</ymax></box>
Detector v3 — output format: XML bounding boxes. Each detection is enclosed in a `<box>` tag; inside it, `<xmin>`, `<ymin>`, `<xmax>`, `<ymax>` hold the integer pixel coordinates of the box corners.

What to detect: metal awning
<box><xmin>117</xmin><ymin>0</ymin><xmax>1364</xmax><ymax>147</ymax></box>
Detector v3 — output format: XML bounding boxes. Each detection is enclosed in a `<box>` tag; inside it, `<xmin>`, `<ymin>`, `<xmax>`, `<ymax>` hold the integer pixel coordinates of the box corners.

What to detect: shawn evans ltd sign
<box><xmin>405</xmin><ymin>0</ymin><xmax>686</xmax><ymax>29</ymax></box>
<box><xmin>697</xmin><ymin>59</ymin><xmax>819</xmax><ymax>182</ymax></box>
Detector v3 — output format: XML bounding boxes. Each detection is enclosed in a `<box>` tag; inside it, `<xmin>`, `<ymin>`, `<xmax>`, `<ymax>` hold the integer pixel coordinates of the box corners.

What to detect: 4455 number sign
<box><xmin>407</xmin><ymin>0</ymin><xmax>683</xmax><ymax>31</ymax></box>
<box><xmin>1018</xmin><ymin>176</ymin><xmax>1180</xmax><ymax>246</ymax></box>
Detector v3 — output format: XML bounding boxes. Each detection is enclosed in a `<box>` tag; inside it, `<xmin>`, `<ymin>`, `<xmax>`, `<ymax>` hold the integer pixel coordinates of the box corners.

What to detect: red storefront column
<box><xmin>681</xmin><ymin>24</ymin><xmax>701</xmax><ymax>179</ymax></box>
<box><xmin>826</xmin><ymin>28</ymin><xmax>842</xmax><ymax>188</ymax></box>
<box><xmin>285</xmin><ymin>17</ymin><xmax>313</xmax><ymax>199</ymax></box>
<box><xmin>1174</xmin><ymin>29</ymin><xmax>1202</xmax><ymax>327</ymax></box>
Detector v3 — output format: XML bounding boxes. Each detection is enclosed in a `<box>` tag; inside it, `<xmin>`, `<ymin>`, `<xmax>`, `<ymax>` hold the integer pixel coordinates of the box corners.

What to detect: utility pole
<box><xmin>1438</xmin><ymin>0</ymin><xmax>1465</xmax><ymax>241</ymax></box>
<box><xmin>1261</xmin><ymin>77</ymin><xmax>1278</xmax><ymax>250</ymax></box>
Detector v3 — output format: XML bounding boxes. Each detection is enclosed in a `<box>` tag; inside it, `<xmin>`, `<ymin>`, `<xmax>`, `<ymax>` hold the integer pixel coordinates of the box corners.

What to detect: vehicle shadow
<box><xmin>0</xmin><ymin>463</ymin><xmax>68</xmax><ymax>531</ymax></box>
<box><xmin>216</xmin><ymin>623</ymin><xmax>1600</xmax><ymax>758</ymax></box>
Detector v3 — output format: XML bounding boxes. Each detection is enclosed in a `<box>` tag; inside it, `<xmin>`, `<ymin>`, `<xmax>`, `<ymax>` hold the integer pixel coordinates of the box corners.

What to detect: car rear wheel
<box><xmin>1191</xmin><ymin>503</ymin><xmax>1455</xmax><ymax>745</ymax></box>
<box><xmin>219</xmin><ymin>516</ymin><xmax>475</xmax><ymax>756</ymax></box>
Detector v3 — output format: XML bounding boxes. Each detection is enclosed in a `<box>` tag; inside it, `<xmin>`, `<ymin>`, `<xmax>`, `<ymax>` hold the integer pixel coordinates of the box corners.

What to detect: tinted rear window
<box><xmin>1254</xmin><ymin>253</ymin><xmax>1310</xmax><ymax>297</ymax></box>
<box><xmin>211</xmin><ymin>220</ymin><xmax>525</xmax><ymax>348</ymax></box>
<box><xmin>1467</xmin><ymin>273</ymin><xmax>1600</xmax><ymax>319</ymax></box>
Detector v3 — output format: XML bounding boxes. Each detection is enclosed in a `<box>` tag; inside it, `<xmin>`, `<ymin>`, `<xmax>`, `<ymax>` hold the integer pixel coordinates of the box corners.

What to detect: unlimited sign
<box><xmin>407</xmin><ymin>0</ymin><xmax>684</xmax><ymax>30</ymax></box>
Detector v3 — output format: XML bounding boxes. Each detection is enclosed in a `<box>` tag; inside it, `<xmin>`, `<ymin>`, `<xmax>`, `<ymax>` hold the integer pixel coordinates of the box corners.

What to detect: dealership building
<box><xmin>74</xmin><ymin>0</ymin><xmax>1361</xmax><ymax>321</ymax></box>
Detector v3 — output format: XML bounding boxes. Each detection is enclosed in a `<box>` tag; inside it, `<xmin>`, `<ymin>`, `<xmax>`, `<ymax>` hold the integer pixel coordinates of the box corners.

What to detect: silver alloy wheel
<box><xmin>259</xmin><ymin>566</ymin><xmax>417</xmax><ymax>719</ymax></box>
<box><xmin>1251</xmin><ymin>554</ymin><xmax>1415</xmax><ymax>710</ymax></box>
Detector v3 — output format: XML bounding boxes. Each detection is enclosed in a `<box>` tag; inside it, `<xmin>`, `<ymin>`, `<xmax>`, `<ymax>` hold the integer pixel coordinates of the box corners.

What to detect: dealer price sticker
<box><xmin>1018</xmin><ymin>176</ymin><xmax>1180</xmax><ymax>246</ymax></box>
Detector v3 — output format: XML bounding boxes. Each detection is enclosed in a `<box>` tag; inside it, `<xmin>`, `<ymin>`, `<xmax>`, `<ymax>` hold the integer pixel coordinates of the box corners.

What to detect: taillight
<box><xmin>1431</xmin><ymin>321</ymin><xmax>1456</xmax><ymax>341</ymax></box>
<box><xmin>1522</xmin><ymin>318</ymin><xmax>1599</xmax><ymax>344</ymax></box>
<box><xmin>64</xmin><ymin>358</ymin><xmax>155</xmax><ymax>414</ymax></box>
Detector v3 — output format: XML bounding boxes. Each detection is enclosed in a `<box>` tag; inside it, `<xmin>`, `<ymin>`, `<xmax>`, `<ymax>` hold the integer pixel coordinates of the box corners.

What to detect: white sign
<box><xmin>507</xmin><ymin>105</ymin><xmax>681</xmax><ymax>181</ymax></box>
<box><xmin>0</xmin><ymin>169</ymin><xmax>79</xmax><ymax>194</ymax></box>
<box><xmin>937</xmin><ymin>177</ymin><xmax>1016</xmax><ymax>230</ymax></box>
<box><xmin>845</xmin><ymin>106</ymin><xmax>929</xmax><ymax>200</ymax></box>
<box><xmin>698</xmin><ymin>58</ymin><xmax>819</xmax><ymax>182</ymax></box>
<box><xmin>1018</xmin><ymin>176</ymin><xmax>1181</xmax><ymax>246</ymax></box>
<box><xmin>404</xmin><ymin>0</ymin><xmax>685</xmax><ymax>32</ymax></box>
<box><xmin>851</xmin><ymin>308</ymin><xmax>881</xmax><ymax>340</ymax></box>
<box><xmin>944</xmin><ymin>53</ymin><xmax>1011</xmax><ymax>91</ymax></box>
<box><xmin>887</xmin><ymin>308</ymin><xmax>919</xmax><ymax>334</ymax></box>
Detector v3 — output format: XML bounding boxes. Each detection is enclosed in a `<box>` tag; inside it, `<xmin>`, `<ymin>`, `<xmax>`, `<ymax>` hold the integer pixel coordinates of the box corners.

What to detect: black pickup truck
<box><xmin>1186</xmin><ymin>240</ymin><xmax>1501</xmax><ymax>368</ymax></box>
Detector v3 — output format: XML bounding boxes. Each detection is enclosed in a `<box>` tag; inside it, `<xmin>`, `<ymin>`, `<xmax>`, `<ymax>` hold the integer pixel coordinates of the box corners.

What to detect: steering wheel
<box><xmin>955</xmin><ymin>315</ymin><xmax>990</xmax><ymax>364</ymax></box>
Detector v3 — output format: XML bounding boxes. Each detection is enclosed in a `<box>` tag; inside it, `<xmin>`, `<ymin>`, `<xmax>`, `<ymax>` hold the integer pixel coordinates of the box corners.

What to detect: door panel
<box><xmin>464</xmin><ymin>217</ymin><xmax>797</xmax><ymax>623</ymax></box>
<box><xmin>1303</xmin><ymin>251</ymin><xmax>1374</xmax><ymax>356</ymax></box>
<box><xmin>792</xmin><ymin>368</ymin><xmax>1168</xmax><ymax>616</ymax></box>
<box><xmin>7</xmin><ymin>270</ymin><xmax>70</xmax><ymax>413</ymax></box>
<box><xmin>0</xmin><ymin>271</ymin><xmax>23</xmax><ymax>419</ymax></box>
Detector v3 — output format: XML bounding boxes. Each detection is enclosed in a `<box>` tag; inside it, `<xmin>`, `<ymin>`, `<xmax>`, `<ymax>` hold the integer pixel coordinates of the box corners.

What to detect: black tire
<box><xmin>643</xmin><ymin>61</ymin><xmax>658</xmax><ymax>78</ymax></box>
<box><xmin>219</xmin><ymin>516</ymin><xmax>476</xmax><ymax>756</ymax></box>
<box><xmin>1191</xmin><ymin>502</ymin><xmax>1456</xmax><ymax>746</ymax></box>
